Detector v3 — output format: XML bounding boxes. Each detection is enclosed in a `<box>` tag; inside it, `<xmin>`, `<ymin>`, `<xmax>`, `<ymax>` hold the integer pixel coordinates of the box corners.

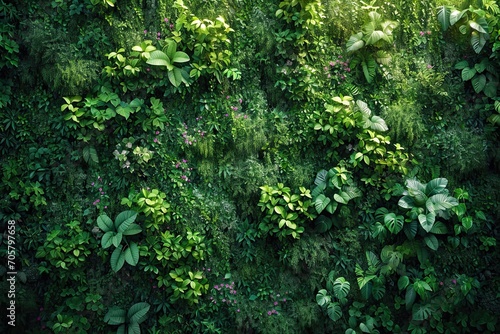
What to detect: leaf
<box><xmin>172</xmin><ymin>51</ymin><xmax>190</xmax><ymax>63</ymax></box>
<box><xmin>429</xmin><ymin>194</ymin><xmax>459</xmax><ymax>211</ymax></box>
<box><xmin>168</xmin><ymin>67</ymin><xmax>185</xmax><ymax>87</ymax></box>
<box><xmin>471</xmin><ymin>31</ymin><xmax>487</xmax><ymax>54</ymax></box>
<box><xmin>112</xmin><ymin>232</ymin><xmax>123</xmax><ymax>248</ymax></box>
<box><xmin>412</xmin><ymin>303</ymin><xmax>432</xmax><ymax>321</ymax></box>
<box><xmin>315</xmin><ymin>169</ymin><xmax>328</xmax><ymax>186</ymax></box>
<box><xmin>97</xmin><ymin>215</ymin><xmax>114</xmax><ymax>232</ymax></box>
<box><xmin>101</xmin><ymin>231</ymin><xmax>115</xmax><ymax>249</ymax></box>
<box><xmin>449</xmin><ymin>9</ymin><xmax>467</xmax><ymax>26</ymax></box>
<box><xmin>362</xmin><ymin>56</ymin><xmax>377</xmax><ymax>83</ymax></box>
<box><xmin>122</xmin><ymin>223</ymin><xmax>142</xmax><ymax>236</ymax></box>
<box><xmin>127</xmin><ymin>302</ymin><xmax>150</xmax><ymax>324</ymax></box>
<box><xmin>418</xmin><ymin>212</ymin><xmax>436</xmax><ymax>232</ymax></box>
<box><xmin>429</xmin><ymin>221</ymin><xmax>448</xmax><ymax>234</ymax></box>
<box><xmin>274</xmin><ymin>206</ymin><xmax>286</xmax><ymax>217</ymax></box>
<box><xmin>425</xmin><ymin>178</ymin><xmax>448</xmax><ymax>196</ymax></box>
<box><xmin>315</xmin><ymin>215</ymin><xmax>333</xmax><ymax>233</ymax></box>
<box><xmin>104</xmin><ymin>307</ymin><xmax>126</xmax><ymax>325</ymax></box>
<box><xmin>316</xmin><ymin>289</ymin><xmax>330</xmax><ymax>306</ymax></box>
<box><xmin>327</xmin><ymin>302</ymin><xmax>342</xmax><ymax>321</ymax></box>
<box><xmin>437</xmin><ymin>6</ymin><xmax>451</xmax><ymax>31</ymax></box>
<box><xmin>405</xmin><ymin>286</ymin><xmax>416</xmax><ymax>310</ymax></box>
<box><xmin>462</xmin><ymin>216</ymin><xmax>473</xmax><ymax>231</ymax></box>
<box><xmin>398</xmin><ymin>276</ymin><xmax>409</xmax><ymax>291</ymax></box>
<box><xmin>124</xmin><ymin>242</ymin><xmax>140</xmax><ymax>266</ymax></box>
<box><xmin>333</xmin><ymin>277</ymin><xmax>350</xmax><ymax>299</ymax></box>
<box><xmin>384</xmin><ymin>213</ymin><xmax>404</xmax><ymax>234</ymax></box>
<box><xmin>367</xmin><ymin>115</ymin><xmax>389</xmax><ymax>132</ymax></box>
<box><xmin>334</xmin><ymin>193</ymin><xmax>348</xmax><ymax>204</ymax></box>
<box><xmin>128</xmin><ymin>322</ymin><xmax>141</xmax><ymax>334</ymax></box>
<box><xmin>469</xmin><ymin>19</ymin><xmax>487</xmax><ymax>33</ymax></box>
<box><xmin>314</xmin><ymin>194</ymin><xmax>331</xmax><ymax>214</ymax></box>
<box><xmin>374</xmin><ymin>50</ymin><xmax>391</xmax><ymax>66</ymax></box>
<box><xmin>424</xmin><ymin>234</ymin><xmax>439</xmax><ymax>251</ymax></box>
<box><xmin>454</xmin><ymin>60</ymin><xmax>469</xmax><ymax>70</ymax></box>
<box><xmin>346</xmin><ymin>32</ymin><xmax>365</xmax><ymax>52</ymax></box>
<box><xmin>146</xmin><ymin>50</ymin><xmax>170</xmax><ymax>67</ymax></box>
<box><xmin>115</xmin><ymin>211</ymin><xmax>138</xmax><ymax>233</ymax></box>
<box><xmin>461</xmin><ymin>67</ymin><xmax>476</xmax><ymax>81</ymax></box>
<box><xmin>110</xmin><ymin>245</ymin><xmax>125</xmax><ymax>272</ymax></box>
<box><xmin>471</xmin><ymin>74</ymin><xmax>486</xmax><ymax>93</ymax></box>
<box><xmin>398</xmin><ymin>195</ymin><xmax>415</xmax><ymax>209</ymax></box>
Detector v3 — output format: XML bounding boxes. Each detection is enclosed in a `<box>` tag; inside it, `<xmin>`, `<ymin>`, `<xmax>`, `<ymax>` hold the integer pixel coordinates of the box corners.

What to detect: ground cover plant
<box><xmin>0</xmin><ymin>0</ymin><xmax>499</xmax><ymax>333</ymax></box>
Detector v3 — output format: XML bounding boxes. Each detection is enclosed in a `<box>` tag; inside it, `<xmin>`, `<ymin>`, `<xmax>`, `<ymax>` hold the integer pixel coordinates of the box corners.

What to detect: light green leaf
<box><xmin>314</xmin><ymin>194</ymin><xmax>331</xmax><ymax>214</ymax></box>
<box><xmin>101</xmin><ymin>231</ymin><xmax>115</xmax><ymax>249</ymax></box>
<box><xmin>418</xmin><ymin>212</ymin><xmax>436</xmax><ymax>232</ymax></box>
<box><xmin>115</xmin><ymin>211</ymin><xmax>138</xmax><ymax>233</ymax></box>
<box><xmin>425</xmin><ymin>178</ymin><xmax>448</xmax><ymax>196</ymax></box>
<box><xmin>346</xmin><ymin>32</ymin><xmax>365</xmax><ymax>52</ymax></box>
<box><xmin>122</xmin><ymin>223</ymin><xmax>142</xmax><ymax>236</ymax></box>
<box><xmin>172</xmin><ymin>51</ymin><xmax>190</xmax><ymax>63</ymax></box>
<box><xmin>333</xmin><ymin>277</ymin><xmax>350</xmax><ymax>299</ymax></box>
<box><xmin>316</xmin><ymin>289</ymin><xmax>330</xmax><ymax>306</ymax></box>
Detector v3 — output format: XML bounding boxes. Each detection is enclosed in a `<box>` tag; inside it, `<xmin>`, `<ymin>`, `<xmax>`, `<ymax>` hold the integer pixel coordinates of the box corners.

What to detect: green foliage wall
<box><xmin>0</xmin><ymin>0</ymin><xmax>499</xmax><ymax>333</ymax></box>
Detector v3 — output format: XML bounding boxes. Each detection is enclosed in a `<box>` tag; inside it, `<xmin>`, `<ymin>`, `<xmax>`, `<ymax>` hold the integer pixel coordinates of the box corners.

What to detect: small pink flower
<box><xmin>238</xmin><ymin>98</ymin><xmax>242</xmax><ymax>104</ymax></box>
<box><xmin>420</xmin><ymin>31</ymin><xmax>425</xmax><ymax>36</ymax></box>
<box><xmin>274</xmin><ymin>301</ymin><xmax>278</xmax><ymax>306</ymax></box>
<box><xmin>144</xmin><ymin>29</ymin><xmax>147</xmax><ymax>34</ymax></box>
<box><xmin>155</xmin><ymin>130</ymin><xmax>160</xmax><ymax>135</ymax></box>
<box><xmin>439</xmin><ymin>282</ymin><xmax>444</xmax><ymax>286</ymax></box>
<box><xmin>452</xmin><ymin>279</ymin><xmax>457</xmax><ymax>284</ymax></box>
<box><xmin>427</xmin><ymin>31</ymin><xmax>431</xmax><ymax>35</ymax></box>
<box><xmin>164</xmin><ymin>18</ymin><xmax>169</xmax><ymax>23</ymax></box>
<box><xmin>154</xmin><ymin>138</ymin><xmax>158</xmax><ymax>143</ymax></box>
<box><xmin>226</xmin><ymin>95</ymin><xmax>230</xmax><ymax>99</ymax></box>
<box><xmin>237</xmin><ymin>309</ymin><xmax>240</xmax><ymax>312</ymax></box>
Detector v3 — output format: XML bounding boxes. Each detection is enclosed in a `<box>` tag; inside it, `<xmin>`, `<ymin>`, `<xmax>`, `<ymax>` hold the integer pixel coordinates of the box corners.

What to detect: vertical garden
<box><xmin>0</xmin><ymin>0</ymin><xmax>499</xmax><ymax>333</ymax></box>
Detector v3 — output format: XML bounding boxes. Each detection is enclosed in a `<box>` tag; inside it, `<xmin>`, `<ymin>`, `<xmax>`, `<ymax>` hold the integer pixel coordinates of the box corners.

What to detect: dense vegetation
<box><xmin>1</xmin><ymin>0</ymin><xmax>499</xmax><ymax>333</ymax></box>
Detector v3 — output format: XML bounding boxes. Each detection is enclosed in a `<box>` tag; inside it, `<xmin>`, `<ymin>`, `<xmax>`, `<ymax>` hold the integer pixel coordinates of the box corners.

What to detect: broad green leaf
<box><xmin>146</xmin><ymin>50</ymin><xmax>170</xmax><ymax>67</ymax></box>
<box><xmin>367</xmin><ymin>115</ymin><xmax>388</xmax><ymax>132</ymax></box>
<box><xmin>172</xmin><ymin>51</ymin><xmax>190</xmax><ymax>63</ymax></box>
<box><xmin>429</xmin><ymin>221</ymin><xmax>448</xmax><ymax>234</ymax></box>
<box><xmin>429</xmin><ymin>194</ymin><xmax>459</xmax><ymax>211</ymax></box>
<box><xmin>334</xmin><ymin>193</ymin><xmax>348</xmax><ymax>204</ymax></box>
<box><xmin>327</xmin><ymin>302</ymin><xmax>342</xmax><ymax>321</ymax></box>
<box><xmin>471</xmin><ymin>31</ymin><xmax>487</xmax><ymax>54</ymax></box>
<box><xmin>104</xmin><ymin>307</ymin><xmax>126</xmax><ymax>325</ymax></box>
<box><xmin>314</xmin><ymin>194</ymin><xmax>331</xmax><ymax>214</ymax></box>
<box><xmin>346</xmin><ymin>32</ymin><xmax>364</xmax><ymax>52</ymax></box>
<box><xmin>461</xmin><ymin>67</ymin><xmax>476</xmax><ymax>81</ymax></box>
<box><xmin>412</xmin><ymin>303</ymin><xmax>432</xmax><ymax>321</ymax></box>
<box><xmin>418</xmin><ymin>212</ymin><xmax>435</xmax><ymax>232</ymax></box>
<box><xmin>484</xmin><ymin>81</ymin><xmax>498</xmax><ymax>98</ymax></box>
<box><xmin>469</xmin><ymin>19</ymin><xmax>487</xmax><ymax>33</ymax></box>
<box><xmin>112</xmin><ymin>232</ymin><xmax>123</xmax><ymax>247</ymax></box>
<box><xmin>360</xmin><ymin>282</ymin><xmax>372</xmax><ymax>300</ymax></box>
<box><xmin>454</xmin><ymin>60</ymin><xmax>469</xmax><ymax>70</ymax></box>
<box><xmin>274</xmin><ymin>206</ymin><xmax>286</xmax><ymax>217</ymax></box>
<box><xmin>424</xmin><ymin>234</ymin><xmax>439</xmax><ymax>251</ymax></box>
<box><xmin>127</xmin><ymin>302</ymin><xmax>150</xmax><ymax>324</ymax></box>
<box><xmin>462</xmin><ymin>216</ymin><xmax>473</xmax><ymax>231</ymax></box>
<box><xmin>315</xmin><ymin>215</ymin><xmax>332</xmax><ymax>233</ymax></box>
<box><xmin>374</xmin><ymin>50</ymin><xmax>391</xmax><ymax>66</ymax></box>
<box><xmin>437</xmin><ymin>6</ymin><xmax>451</xmax><ymax>31</ymax></box>
<box><xmin>384</xmin><ymin>213</ymin><xmax>404</xmax><ymax>234</ymax></box>
<box><xmin>110</xmin><ymin>245</ymin><xmax>125</xmax><ymax>272</ymax></box>
<box><xmin>123</xmin><ymin>242</ymin><xmax>140</xmax><ymax>266</ymax></box>
<box><xmin>97</xmin><ymin>215</ymin><xmax>114</xmax><ymax>232</ymax></box>
<box><xmin>115</xmin><ymin>211</ymin><xmax>138</xmax><ymax>232</ymax></box>
<box><xmin>398</xmin><ymin>195</ymin><xmax>415</xmax><ymax>209</ymax></box>
<box><xmin>449</xmin><ymin>9</ymin><xmax>467</xmax><ymax>26</ymax></box>
<box><xmin>315</xmin><ymin>169</ymin><xmax>328</xmax><ymax>186</ymax></box>
<box><xmin>316</xmin><ymin>289</ymin><xmax>330</xmax><ymax>306</ymax></box>
<box><xmin>425</xmin><ymin>178</ymin><xmax>448</xmax><ymax>196</ymax></box>
<box><xmin>101</xmin><ymin>231</ymin><xmax>115</xmax><ymax>249</ymax></box>
<box><xmin>405</xmin><ymin>286</ymin><xmax>416</xmax><ymax>310</ymax></box>
<box><xmin>398</xmin><ymin>276</ymin><xmax>409</xmax><ymax>291</ymax></box>
<box><xmin>333</xmin><ymin>277</ymin><xmax>350</xmax><ymax>299</ymax></box>
<box><xmin>128</xmin><ymin>322</ymin><xmax>141</xmax><ymax>334</ymax></box>
<box><xmin>471</xmin><ymin>74</ymin><xmax>486</xmax><ymax>93</ymax></box>
<box><xmin>122</xmin><ymin>223</ymin><xmax>142</xmax><ymax>236</ymax></box>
